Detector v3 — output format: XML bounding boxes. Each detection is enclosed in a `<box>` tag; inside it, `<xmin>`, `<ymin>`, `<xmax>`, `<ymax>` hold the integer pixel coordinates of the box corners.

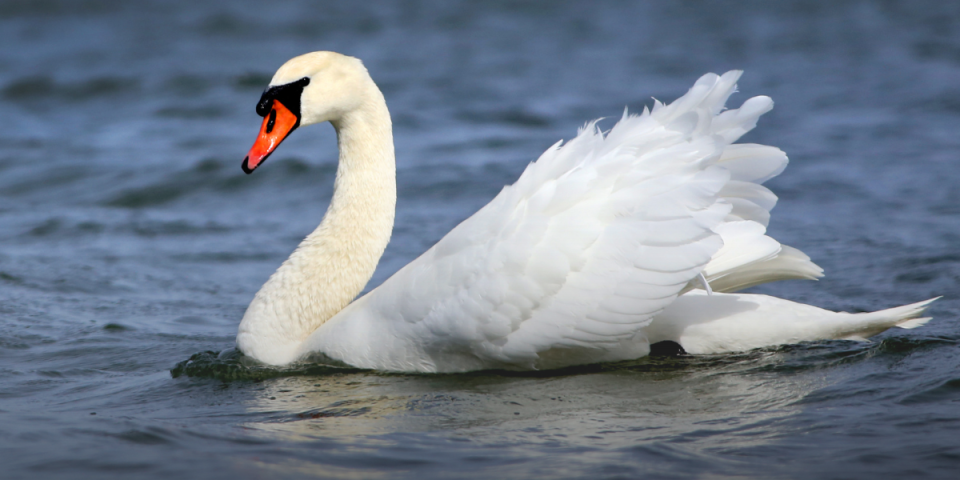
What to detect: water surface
<box><xmin>2</xmin><ymin>1</ymin><xmax>959</xmax><ymax>478</ymax></box>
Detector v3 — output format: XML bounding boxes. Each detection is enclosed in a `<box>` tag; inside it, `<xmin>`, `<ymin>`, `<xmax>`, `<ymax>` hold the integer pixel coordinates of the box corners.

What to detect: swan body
<box><xmin>235</xmin><ymin>51</ymin><xmax>936</xmax><ymax>372</ymax></box>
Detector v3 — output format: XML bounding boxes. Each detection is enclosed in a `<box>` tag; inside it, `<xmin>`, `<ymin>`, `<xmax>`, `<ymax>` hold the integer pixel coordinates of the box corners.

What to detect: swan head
<box><xmin>242</xmin><ymin>51</ymin><xmax>372</xmax><ymax>174</ymax></box>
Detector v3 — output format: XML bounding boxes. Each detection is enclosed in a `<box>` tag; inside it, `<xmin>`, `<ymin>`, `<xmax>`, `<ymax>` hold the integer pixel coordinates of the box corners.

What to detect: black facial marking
<box><xmin>256</xmin><ymin>76</ymin><xmax>310</xmax><ymax>122</ymax></box>
<box><xmin>266</xmin><ymin>108</ymin><xmax>277</xmax><ymax>134</ymax></box>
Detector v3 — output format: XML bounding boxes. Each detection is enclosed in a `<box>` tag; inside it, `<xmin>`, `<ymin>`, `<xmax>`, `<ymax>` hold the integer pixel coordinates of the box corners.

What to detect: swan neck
<box><xmin>238</xmin><ymin>88</ymin><xmax>396</xmax><ymax>365</ymax></box>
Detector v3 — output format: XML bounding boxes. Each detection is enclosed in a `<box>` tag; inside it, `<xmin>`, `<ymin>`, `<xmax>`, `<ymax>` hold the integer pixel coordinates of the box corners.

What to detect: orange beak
<box><xmin>242</xmin><ymin>99</ymin><xmax>300</xmax><ymax>174</ymax></box>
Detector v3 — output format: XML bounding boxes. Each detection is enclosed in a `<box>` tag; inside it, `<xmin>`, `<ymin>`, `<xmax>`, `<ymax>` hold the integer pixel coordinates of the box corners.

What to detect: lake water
<box><xmin>2</xmin><ymin>1</ymin><xmax>959</xmax><ymax>478</ymax></box>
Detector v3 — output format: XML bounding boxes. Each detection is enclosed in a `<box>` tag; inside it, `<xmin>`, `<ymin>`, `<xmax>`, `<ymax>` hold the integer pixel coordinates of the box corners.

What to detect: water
<box><xmin>2</xmin><ymin>1</ymin><xmax>959</xmax><ymax>478</ymax></box>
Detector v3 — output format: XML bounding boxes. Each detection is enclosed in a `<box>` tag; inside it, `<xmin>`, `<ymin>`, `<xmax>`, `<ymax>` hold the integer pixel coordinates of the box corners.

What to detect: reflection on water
<box><xmin>159</xmin><ymin>335</ymin><xmax>960</xmax><ymax>477</ymax></box>
<box><xmin>239</xmin><ymin>350</ymin><xmax>825</xmax><ymax>458</ymax></box>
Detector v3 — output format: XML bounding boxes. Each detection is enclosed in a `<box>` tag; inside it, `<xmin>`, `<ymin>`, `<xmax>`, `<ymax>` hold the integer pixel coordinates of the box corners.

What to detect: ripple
<box><xmin>0</xmin><ymin>271</ymin><xmax>25</xmax><ymax>285</ymax></box>
<box><xmin>24</xmin><ymin>218</ymin><xmax>105</xmax><ymax>238</ymax></box>
<box><xmin>171</xmin><ymin>335</ymin><xmax>960</xmax><ymax>383</ymax></box>
<box><xmin>293</xmin><ymin>401</ymin><xmax>373</xmax><ymax>420</ymax></box>
<box><xmin>126</xmin><ymin>219</ymin><xmax>231</xmax><ymax>237</ymax></box>
<box><xmin>112</xmin><ymin>427</ymin><xmax>177</xmax><ymax>446</ymax></box>
<box><xmin>0</xmin><ymin>0</ymin><xmax>112</xmax><ymax>17</ymax></box>
<box><xmin>874</xmin><ymin>335</ymin><xmax>960</xmax><ymax>354</ymax></box>
<box><xmin>102</xmin><ymin>323</ymin><xmax>132</xmax><ymax>332</ymax></box>
<box><xmin>899</xmin><ymin>378</ymin><xmax>960</xmax><ymax>405</ymax></box>
<box><xmin>457</xmin><ymin>108</ymin><xmax>553</xmax><ymax>127</ymax></box>
<box><xmin>102</xmin><ymin>157</ymin><xmax>334</xmax><ymax>208</ymax></box>
<box><xmin>170</xmin><ymin>349</ymin><xmax>363</xmax><ymax>381</ymax></box>
<box><xmin>1</xmin><ymin>75</ymin><xmax>139</xmax><ymax>102</ymax></box>
<box><xmin>233</xmin><ymin>72</ymin><xmax>272</xmax><ymax>91</ymax></box>
<box><xmin>161</xmin><ymin>74</ymin><xmax>213</xmax><ymax>96</ymax></box>
<box><xmin>154</xmin><ymin>104</ymin><xmax>227</xmax><ymax>119</ymax></box>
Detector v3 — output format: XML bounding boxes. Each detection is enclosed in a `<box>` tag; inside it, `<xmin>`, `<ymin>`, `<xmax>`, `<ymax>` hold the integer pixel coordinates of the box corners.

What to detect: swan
<box><xmin>234</xmin><ymin>51</ymin><xmax>936</xmax><ymax>372</ymax></box>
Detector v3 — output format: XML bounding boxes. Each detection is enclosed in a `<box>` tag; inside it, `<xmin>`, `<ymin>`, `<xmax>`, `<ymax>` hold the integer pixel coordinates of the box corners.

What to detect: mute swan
<box><xmin>235</xmin><ymin>51</ymin><xmax>936</xmax><ymax>372</ymax></box>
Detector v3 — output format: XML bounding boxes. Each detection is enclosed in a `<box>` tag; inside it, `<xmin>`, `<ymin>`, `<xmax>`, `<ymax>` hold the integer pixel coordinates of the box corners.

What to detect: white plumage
<box><xmin>235</xmin><ymin>52</ymin><xmax>936</xmax><ymax>372</ymax></box>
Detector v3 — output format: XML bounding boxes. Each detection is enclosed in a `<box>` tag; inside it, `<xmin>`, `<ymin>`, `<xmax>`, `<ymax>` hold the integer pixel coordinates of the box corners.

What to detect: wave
<box><xmin>170</xmin><ymin>348</ymin><xmax>363</xmax><ymax>381</ymax></box>
<box><xmin>15</xmin><ymin>215</ymin><xmax>233</xmax><ymax>241</ymax></box>
<box><xmin>0</xmin><ymin>0</ymin><xmax>113</xmax><ymax>17</ymax></box>
<box><xmin>2</xmin><ymin>75</ymin><xmax>138</xmax><ymax>102</ymax></box>
<box><xmin>103</xmin><ymin>157</ymin><xmax>336</xmax><ymax>208</ymax></box>
<box><xmin>900</xmin><ymin>377</ymin><xmax>960</xmax><ymax>405</ymax></box>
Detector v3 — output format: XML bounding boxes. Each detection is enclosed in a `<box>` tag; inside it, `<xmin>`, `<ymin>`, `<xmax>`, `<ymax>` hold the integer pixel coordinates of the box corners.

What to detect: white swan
<box><xmin>235</xmin><ymin>51</ymin><xmax>936</xmax><ymax>372</ymax></box>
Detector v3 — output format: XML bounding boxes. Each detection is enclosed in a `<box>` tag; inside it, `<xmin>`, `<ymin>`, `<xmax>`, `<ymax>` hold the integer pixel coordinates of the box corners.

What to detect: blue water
<box><xmin>2</xmin><ymin>1</ymin><xmax>959</xmax><ymax>478</ymax></box>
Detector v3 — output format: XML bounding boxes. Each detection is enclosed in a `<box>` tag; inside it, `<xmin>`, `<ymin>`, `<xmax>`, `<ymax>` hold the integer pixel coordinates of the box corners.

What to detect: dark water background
<box><xmin>2</xmin><ymin>1</ymin><xmax>959</xmax><ymax>478</ymax></box>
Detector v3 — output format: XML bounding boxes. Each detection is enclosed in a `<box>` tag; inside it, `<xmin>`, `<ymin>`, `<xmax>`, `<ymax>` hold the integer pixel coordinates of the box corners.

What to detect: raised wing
<box><xmin>313</xmin><ymin>71</ymin><xmax>803</xmax><ymax>372</ymax></box>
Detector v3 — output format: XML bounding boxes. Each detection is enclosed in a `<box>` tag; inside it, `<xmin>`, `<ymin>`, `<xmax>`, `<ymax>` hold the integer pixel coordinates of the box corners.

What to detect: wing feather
<box><xmin>317</xmin><ymin>70</ymin><xmax>815</xmax><ymax>371</ymax></box>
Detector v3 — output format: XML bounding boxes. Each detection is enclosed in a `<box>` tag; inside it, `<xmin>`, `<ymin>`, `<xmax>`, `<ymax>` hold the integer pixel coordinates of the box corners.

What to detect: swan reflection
<box><xmin>240</xmin><ymin>348</ymin><xmax>832</xmax><ymax>455</ymax></box>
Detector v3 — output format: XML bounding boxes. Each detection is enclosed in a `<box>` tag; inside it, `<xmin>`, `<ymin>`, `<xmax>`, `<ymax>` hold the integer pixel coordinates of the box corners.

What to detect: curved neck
<box><xmin>238</xmin><ymin>90</ymin><xmax>396</xmax><ymax>364</ymax></box>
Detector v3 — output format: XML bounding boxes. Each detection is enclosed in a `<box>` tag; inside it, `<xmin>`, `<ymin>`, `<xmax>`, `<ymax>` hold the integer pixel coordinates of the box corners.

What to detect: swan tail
<box><xmin>897</xmin><ymin>317</ymin><xmax>933</xmax><ymax>330</ymax></box>
<box><xmin>645</xmin><ymin>292</ymin><xmax>939</xmax><ymax>354</ymax></box>
<box><xmin>842</xmin><ymin>297</ymin><xmax>940</xmax><ymax>337</ymax></box>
